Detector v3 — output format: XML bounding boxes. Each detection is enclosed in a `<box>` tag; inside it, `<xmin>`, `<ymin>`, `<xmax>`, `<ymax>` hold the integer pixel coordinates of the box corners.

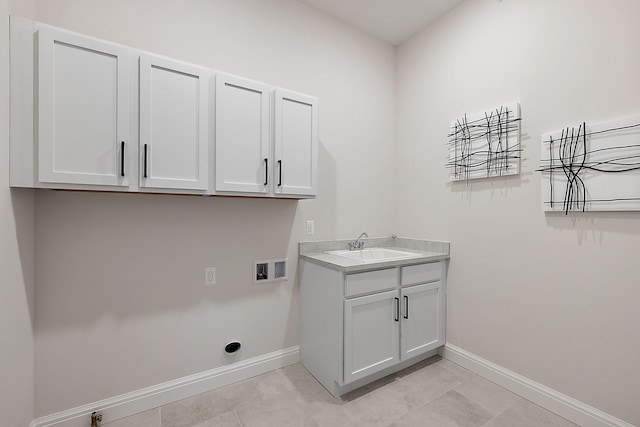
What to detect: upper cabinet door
<box><xmin>37</xmin><ymin>27</ymin><xmax>130</xmax><ymax>186</ymax></box>
<box><xmin>215</xmin><ymin>73</ymin><xmax>270</xmax><ymax>194</ymax></box>
<box><xmin>139</xmin><ymin>54</ymin><xmax>209</xmax><ymax>191</ymax></box>
<box><xmin>273</xmin><ymin>90</ymin><xmax>318</xmax><ymax>197</ymax></box>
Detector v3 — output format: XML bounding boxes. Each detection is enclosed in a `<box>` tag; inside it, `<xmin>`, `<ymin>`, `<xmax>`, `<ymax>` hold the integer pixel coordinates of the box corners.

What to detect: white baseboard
<box><xmin>440</xmin><ymin>344</ymin><xmax>634</xmax><ymax>427</ymax></box>
<box><xmin>31</xmin><ymin>346</ymin><xmax>300</xmax><ymax>427</ymax></box>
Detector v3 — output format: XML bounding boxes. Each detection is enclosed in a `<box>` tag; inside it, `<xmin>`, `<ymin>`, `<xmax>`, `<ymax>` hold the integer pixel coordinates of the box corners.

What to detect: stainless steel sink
<box><xmin>326</xmin><ymin>248</ymin><xmax>422</xmax><ymax>263</ymax></box>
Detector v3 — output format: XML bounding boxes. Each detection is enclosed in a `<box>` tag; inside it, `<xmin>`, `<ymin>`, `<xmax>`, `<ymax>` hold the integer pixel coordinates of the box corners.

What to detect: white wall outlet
<box><xmin>306</xmin><ymin>220</ymin><xmax>314</xmax><ymax>235</ymax></box>
<box><xmin>205</xmin><ymin>267</ymin><xmax>216</xmax><ymax>286</ymax></box>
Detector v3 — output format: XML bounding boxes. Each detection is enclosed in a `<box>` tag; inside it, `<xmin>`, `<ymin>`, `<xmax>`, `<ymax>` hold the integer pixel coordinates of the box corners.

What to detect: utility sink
<box><xmin>326</xmin><ymin>248</ymin><xmax>423</xmax><ymax>263</ymax></box>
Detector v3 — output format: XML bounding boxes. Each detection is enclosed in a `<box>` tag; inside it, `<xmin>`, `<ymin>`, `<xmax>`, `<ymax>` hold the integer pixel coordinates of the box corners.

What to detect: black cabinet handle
<box><xmin>404</xmin><ymin>295</ymin><xmax>409</xmax><ymax>319</ymax></box>
<box><xmin>143</xmin><ymin>144</ymin><xmax>148</xmax><ymax>178</ymax></box>
<box><xmin>120</xmin><ymin>141</ymin><xmax>125</xmax><ymax>177</ymax></box>
<box><xmin>278</xmin><ymin>160</ymin><xmax>282</xmax><ymax>187</ymax></box>
<box><xmin>394</xmin><ymin>297</ymin><xmax>400</xmax><ymax>322</ymax></box>
<box><xmin>264</xmin><ymin>158</ymin><xmax>268</xmax><ymax>185</ymax></box>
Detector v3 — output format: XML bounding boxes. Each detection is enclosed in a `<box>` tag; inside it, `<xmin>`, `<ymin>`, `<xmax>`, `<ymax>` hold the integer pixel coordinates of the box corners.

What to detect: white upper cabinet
<box><xmin>215</xmin><ymin>73</ymin><xmax>271</xmax><ymax>194</ymax></box>
<box><xmin>37</xmin><ymin>26</ymin><xmax>130</xmax><ymax>187</ymax></box>
<box><xmin>273</xmin><ymin>90</ymin><xmax>318</xmax><ymax>197</ymax></box>
<box><xmin>139</xmin><ymin>54</ymin><xmax>209</xmax><ymax>191</ymax></box>
<box><xmin>12</xmin><ymin>19</ymin><xmax>318</xmax><ymax>198</ymax></box>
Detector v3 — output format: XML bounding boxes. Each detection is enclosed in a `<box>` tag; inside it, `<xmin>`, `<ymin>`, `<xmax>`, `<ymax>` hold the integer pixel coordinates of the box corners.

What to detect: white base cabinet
<box><xmin>299</xmin><ymin>259</ymin><xmax>446</xmax><ymax>397</ymax></box>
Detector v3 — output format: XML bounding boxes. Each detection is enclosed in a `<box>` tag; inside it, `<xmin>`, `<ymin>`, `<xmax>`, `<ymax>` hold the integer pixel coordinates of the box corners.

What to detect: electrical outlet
<box><xmin>306</xmin><ymin>220</ymin><xmax>314</xmax><ymax>235</ymax></box>
<box><xmin>205</xmin><ymin>267</ymin><xmax>216</xmax><ymax>286</ymax></box>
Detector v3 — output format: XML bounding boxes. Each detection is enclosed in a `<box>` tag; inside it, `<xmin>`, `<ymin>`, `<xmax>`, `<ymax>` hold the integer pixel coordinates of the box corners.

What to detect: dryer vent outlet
<box><xmin>224</xmin><ymin>341</ymin><xmax>241</xmax><ymax>354</ymax></box>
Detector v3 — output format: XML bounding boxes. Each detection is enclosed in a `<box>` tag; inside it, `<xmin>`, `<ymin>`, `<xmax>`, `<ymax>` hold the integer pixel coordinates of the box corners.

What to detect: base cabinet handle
<box><xmin>264</xmin><ymin>158</ymin><xmax>268</xmax><ymax>185</ymax></box>
<box><xmin>404</xmin><ymin>295</ymin><xmax>409</xmax><ymax>319</ymax></box>
<box><xmin>278</xmin><ymin>160</ymin><xmax>282</xmax><ymax>187</ymax></box>
<box><xmin>143</xmin><ymin>144</ymin><xmax>148</xmax><ymax>178</ymax></box>
<box><xmin>120</xmin><ymin>141</ymin><xmax>125</xmax><ymax>177</ymax></box>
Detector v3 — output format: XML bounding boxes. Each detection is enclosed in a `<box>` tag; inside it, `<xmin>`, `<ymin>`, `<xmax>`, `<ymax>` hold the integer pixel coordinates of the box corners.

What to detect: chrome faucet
<box><xmin>348</xmin><ymin>232</ymin><xmax>368</xmax><ymax>251</ymax></box>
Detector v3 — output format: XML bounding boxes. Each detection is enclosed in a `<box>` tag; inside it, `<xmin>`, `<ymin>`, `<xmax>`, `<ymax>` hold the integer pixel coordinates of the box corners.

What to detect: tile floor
<box><xmin>105</xmin><ymin>356</ymin><xmax>578</xmax><ymax>427</ymax></box>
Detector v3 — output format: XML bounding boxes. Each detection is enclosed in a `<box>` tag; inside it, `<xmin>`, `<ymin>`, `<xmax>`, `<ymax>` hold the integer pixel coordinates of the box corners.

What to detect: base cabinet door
<box><xmin>400</xmin><ymin>281</ymin><xmax>444</xmax><ymax>360</ymax></box>
<box><xmin>139</xmin><ymin>54</ymin><xmax>209</xmax><ymax>191</ymax></box>
<box><xmin>37</xmin><ymin>26</ymin><xmax>130</xmax><ymax>187</ymax></box>
<box><xmin>344</xmin><ymin>290</ymin><xmax>400</xmax><ymax>383</ymax></box>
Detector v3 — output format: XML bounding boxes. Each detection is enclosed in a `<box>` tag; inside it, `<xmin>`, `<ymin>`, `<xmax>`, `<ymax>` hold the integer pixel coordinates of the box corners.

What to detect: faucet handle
<box><xmin>348</xmin><ymin>232</ymin><xmax>368</xmax><ymax>251</ymax></box>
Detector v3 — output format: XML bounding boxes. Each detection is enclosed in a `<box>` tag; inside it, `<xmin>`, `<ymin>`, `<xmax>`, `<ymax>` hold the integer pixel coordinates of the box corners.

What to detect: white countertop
<box><xmin>299</xmin><ymin>237</ymin><xmax>450</xmax><ymax>273</ymax></box>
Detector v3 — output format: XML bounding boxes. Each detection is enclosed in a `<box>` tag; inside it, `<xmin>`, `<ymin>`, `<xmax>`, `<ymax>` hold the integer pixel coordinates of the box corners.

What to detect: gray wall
<box><xmin>30</xmin><ymin>0</ymin><xmax>397</xmax><ymax>416</ymax></box>
<box><xmin>1</xmin><ymin>0</ymin><xmax>35</xmax><ymax>425</ymax></box>
<box><xmin>5</xmin><ymin>0</ymin><xmax>639</xmax><ymax>425</ymax></box>
<box><xmin>394</xmin><ymin>0</ymin><xmax>640</xmax><ymax>424</ymax></box>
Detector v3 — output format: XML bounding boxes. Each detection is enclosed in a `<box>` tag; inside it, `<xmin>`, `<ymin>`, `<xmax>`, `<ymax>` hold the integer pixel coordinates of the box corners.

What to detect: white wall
<box><xmin>15</xmin><ymin>0</ymin><xmax>639</xmax><ymax>423</ymax></box>
<box><xmin>30</xmin><ymin>0</ymin><xmax>396</xmax><ymax>417</ymax></box>
<box><xmin>1</xmin><ymin>0</ymin><xmax>36</xmax><ymax>425</ymax></box>
<box><xmin>395</xmin><ymin>0</ymin><xmax>640</xmax><ymax>425</ymax></box>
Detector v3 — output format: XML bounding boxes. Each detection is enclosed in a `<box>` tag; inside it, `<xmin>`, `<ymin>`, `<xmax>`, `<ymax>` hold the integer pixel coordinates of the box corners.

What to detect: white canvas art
<box><xmin>539</xmin><ymin>115</ymin><xmax>640</xmax><ymax>213</ymax></box>
<box><xmin>447</xmin><ymin>103</ymin><xmax>521</xmax><ymax>181</ymax></box>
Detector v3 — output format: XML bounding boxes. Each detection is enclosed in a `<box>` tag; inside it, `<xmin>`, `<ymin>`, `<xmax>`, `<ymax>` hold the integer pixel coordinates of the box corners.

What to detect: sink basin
<box><xmin>326</xmin><ymin>248</ymin><xmax>423</xmax><ymax>263</ymax></box>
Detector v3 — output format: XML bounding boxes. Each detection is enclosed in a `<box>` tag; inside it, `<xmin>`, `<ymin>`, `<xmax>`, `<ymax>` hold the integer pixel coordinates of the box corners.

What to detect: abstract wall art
<box><xmin>538</xmin><ymin>115</ymin><xmax>640</xmax><ymax>213</ymax></box>
<box><xmin>446</xmin><ymin>103</ymin><xmax>521</xmax><ymax>182</ymax></box>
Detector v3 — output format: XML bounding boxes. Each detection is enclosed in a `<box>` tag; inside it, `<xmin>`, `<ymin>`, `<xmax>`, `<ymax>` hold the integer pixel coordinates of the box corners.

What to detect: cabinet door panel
<box><xmin>215</xmin><ymin>74</ymin><xmax>270</xmax><ymax>194</ymax></box>
<box><xmin>139</xmin><ymin>54</ymin><xmax>209</xmax><ymax>190</ymax></box>
<box><xmin>401</xmin><ymin>281</ymin><xmax>444</xmax><ymax>360</ymax></box>
<box><xmin>344</xmin><ymin>290</ymin><xmax>400</xmax><ymax>383</ymax></box>
<box><xmin>273</xmin><ymin>90</ymin><xmax>317</xmax><ymax>196</ymax></box>
<box><xmin>38</xmin><ymin>27</ymin><xmax>129</xmax><ymax>186</ymax></box>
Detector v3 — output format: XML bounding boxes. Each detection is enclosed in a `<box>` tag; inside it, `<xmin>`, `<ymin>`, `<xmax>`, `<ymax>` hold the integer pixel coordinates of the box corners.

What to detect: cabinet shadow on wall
<box><xmin>10</xmin><ymin>187</ymin><xmax>36</xmax><ymax>329</ymax></box>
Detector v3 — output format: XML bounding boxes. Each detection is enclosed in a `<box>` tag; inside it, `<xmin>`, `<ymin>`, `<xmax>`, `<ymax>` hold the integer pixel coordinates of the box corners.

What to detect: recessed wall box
<box><xmin>253</xmin><ymin>258</ymin><xmax>288</xmax><ymax>284</ymax></box>
<box><xmin>254</xmin><ymin>261</ymin><xmax>269</xmax><ymax>283</ymax></box>
<box><xmin>274</xmin><ymin>259</ymin><xmax>287</xmax><ymax>280</ymax></box>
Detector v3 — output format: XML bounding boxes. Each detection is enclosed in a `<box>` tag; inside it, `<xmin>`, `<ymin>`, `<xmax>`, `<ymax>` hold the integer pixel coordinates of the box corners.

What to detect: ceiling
<box><xmin>296</xmin><ymin>0</ymin><xmax>465</xmax><ymax>45</ymax></box>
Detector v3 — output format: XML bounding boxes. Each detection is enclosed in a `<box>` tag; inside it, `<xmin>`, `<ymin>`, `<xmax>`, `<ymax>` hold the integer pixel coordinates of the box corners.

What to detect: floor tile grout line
<box><xmin>438</xmin><ymin>359</ymin><xmax>479</xmax><ymax>380</ymax></box>
<box><xmin>479</xmin><ymin>405</ymin><xmax>512</xmax><ymax>427</ymax></box>
<box><xmin>231</xmin><ymin>409</ymin><xmax>244</xmax><ymax>427</ymax></box>
<box><xmin>124</xmin><ymin>359</ymin><xmax>579</xmax><ymax>427</ymax></box>
<box><xmin>451</xmin><ymin>381</ymin><xmax>520</xmax><ymax>421</ymax></box>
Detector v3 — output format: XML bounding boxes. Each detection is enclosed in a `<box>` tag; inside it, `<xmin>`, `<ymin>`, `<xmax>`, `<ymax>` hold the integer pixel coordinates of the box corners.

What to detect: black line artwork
<box><xmin>446</xmin><ymin>103</ymin><xmax>522</xmax><ymax>181</ymax></box>
<box><xmin>537</xmin><ymin>117</ymin><xmax>640</xmax><ymax>214</ymax></box>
